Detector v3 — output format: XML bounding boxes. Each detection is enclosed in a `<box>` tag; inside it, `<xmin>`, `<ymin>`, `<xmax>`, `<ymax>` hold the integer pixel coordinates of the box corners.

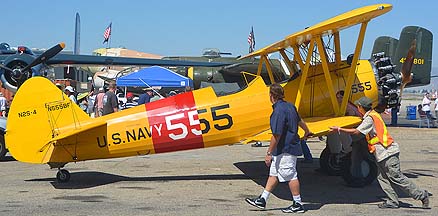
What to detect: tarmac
<box><xmin>0</xmin><ymin>98</ymin><xmax>437</xmax><ymax>215</ymax></box>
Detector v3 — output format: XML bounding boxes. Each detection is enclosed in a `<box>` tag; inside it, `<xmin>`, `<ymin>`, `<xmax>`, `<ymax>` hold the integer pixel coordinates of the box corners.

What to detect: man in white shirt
<box><xmin>0</xmin><ymin>93</ymin><xmax>7</xmax><ymax>117</ymax></box>
<box><xmin>421</xmin><ymin>93</ymin><xmax>431</xmax><ymax>114</ymax></box>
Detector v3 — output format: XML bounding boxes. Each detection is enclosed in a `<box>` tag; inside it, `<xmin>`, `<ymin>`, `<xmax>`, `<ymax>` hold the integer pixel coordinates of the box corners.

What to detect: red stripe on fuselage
<box><xmin>145</xmin><ymin>92</ymin><xmax>204</xmax><ymax>153</ymax></box>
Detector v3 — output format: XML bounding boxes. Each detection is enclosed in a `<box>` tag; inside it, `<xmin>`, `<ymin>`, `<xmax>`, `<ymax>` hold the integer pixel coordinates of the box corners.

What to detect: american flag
<box><xmin>248</xmin><ymin>26</ymin><xmax>255</xmax><ymax>53</ymax></box>
<box><xmin>103</xmin><ymin>22</ymin><xmax>112</xmax><ymax>44</ymax></box>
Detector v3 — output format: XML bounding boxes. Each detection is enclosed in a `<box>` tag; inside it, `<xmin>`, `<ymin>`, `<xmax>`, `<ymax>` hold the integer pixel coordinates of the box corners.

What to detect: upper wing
<box><xmin>239</xmin><ymin>4</ymin><xmax>392</xmax><ymax>60</ymax></box>
<box><xmin>241</xmin><ymin>116</ymin><xmax>362</xmax><ymax>144</ymax></box>
<box><xmin>47</xmin><ymin>54</ymin><xmax>229</xmax><ymax>67</ymax></box>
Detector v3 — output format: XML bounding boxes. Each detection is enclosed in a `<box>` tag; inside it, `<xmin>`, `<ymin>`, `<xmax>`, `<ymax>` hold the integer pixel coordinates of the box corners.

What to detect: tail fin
<box><xmin>370</xmin><ymin>36</ymin><xmax>399</xmax><ymax>59</ymax></box>
<box><xmin>6</xmin><ymin>77</ymin><xmax>90</xmax><ymax>163</ymax></box>
<box><xmin>394</xmin><ymin>26</ymin><xmax>433</xmax><ymax>87</ymax></box>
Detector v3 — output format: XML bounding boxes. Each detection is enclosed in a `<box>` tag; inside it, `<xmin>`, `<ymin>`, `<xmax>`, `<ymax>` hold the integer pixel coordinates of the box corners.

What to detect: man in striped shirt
<box><xmin>122</xmin><ymin>92</ymin><xmax>137</xmax><ymax>110</ymax></box>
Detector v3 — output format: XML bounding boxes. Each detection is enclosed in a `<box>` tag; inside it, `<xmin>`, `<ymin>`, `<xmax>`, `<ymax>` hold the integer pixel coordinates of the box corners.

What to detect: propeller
<box><xmin>0</xmin><ymin>43</ymin><xmax>65</xmax><ymax>89</ymax></box>
<box><xmin>0</xmin><ymin>64</ymin><xmax>14</xmax><ymax>73</ymax></box>
<box><xmin>20</xmin><ymin>42</ymin><xmax>65</xmax><ymax>73</ymax></box>
<box><xmin>399</xmin><ymin>39</ymin><xmax>416</xmax><ymax>98</ymax></box>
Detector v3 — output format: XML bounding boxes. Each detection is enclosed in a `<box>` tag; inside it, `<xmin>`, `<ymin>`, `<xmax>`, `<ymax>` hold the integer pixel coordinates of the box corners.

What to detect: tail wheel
<box><xmin>319</xmin><ymin>147</ymin><xmax>342</xmax><ymax>176</ymax></box>
<box><xmin>0</xmin><ymin>134</ymin><xmax>6</xmax><ymax>160</ymax></box>
<box><xmin>341</xmin><ymin>152</ymin><xmax>377</xmax><ymax>187</ymax></box>
<box><xmin>56</xmin><ymin>169</ymin><xmax>71</xmax><ymax>183</ymax></box>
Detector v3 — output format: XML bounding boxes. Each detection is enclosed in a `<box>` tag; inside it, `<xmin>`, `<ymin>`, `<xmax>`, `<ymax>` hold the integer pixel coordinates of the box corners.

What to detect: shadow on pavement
<box><xmin>234</xmin><ymin>160</ymin><xmax>423</xmax><ymax>210</ymax></box>
<box><xmin>24</xmin><ymin>159</ymin><xmax>433</xmax><ymax>210</ymax></box>
<box><xmin>26</xmin><ymin>172</ymin><xmax>249</xmax><ymax>189</ymax></box>
<box><xmin>0</xmin><ymin>155</ymin><xmax>16</xmax><ymax>162</ymax></box>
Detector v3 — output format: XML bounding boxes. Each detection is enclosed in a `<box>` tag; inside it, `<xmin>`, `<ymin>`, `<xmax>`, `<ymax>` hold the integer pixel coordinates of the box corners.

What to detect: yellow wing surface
<box><xmin>240</xmin><ymin>4</ymin><xmax>392</xmax><ymax>59</ymax></box>
<box><xmin>242</xmin><ymin>116</ymin><xmax>361</xmax><ymax>144</ymax></box>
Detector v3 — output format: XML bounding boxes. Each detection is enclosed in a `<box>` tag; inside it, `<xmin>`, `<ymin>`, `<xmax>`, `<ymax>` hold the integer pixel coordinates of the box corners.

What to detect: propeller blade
<box><xmin>0</xmin><ymin>64</ymin><xmax>14</xmax><ymax>73</ymax></box>
<box><xmin>400</xmin><ymin>39</ymin><xmax>416</xmax><ymax>85</ymax></box>
<box><xmin>21</xmin><ymin>42</ymin><xmax>65</xmax><ymax>72</ymax></box>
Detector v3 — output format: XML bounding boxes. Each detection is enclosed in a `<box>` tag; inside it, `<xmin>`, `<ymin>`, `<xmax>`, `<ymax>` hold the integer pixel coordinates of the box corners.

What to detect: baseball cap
<box><xmin>354</xmin><ymin>96</ymin><xmax>373</xmax><ymax>109</ymax></box>
<box><xmin>64</xmin><ymin>86</ymin><xmax>75</xmax><ymax>93</ymax></box>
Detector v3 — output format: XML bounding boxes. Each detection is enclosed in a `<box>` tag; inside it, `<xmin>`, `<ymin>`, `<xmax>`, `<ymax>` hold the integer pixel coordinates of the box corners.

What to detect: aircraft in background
<box><xmin>0</xmin><ymin>44</ymin><xmax>229</xmax><ymax>93</ymax></box>
<box><xmin>163</xmin><ymin>48</ymin><xmax>291</xmax><ymax>89</ymax></box>
<box><xmin>82</xmin><ymin>47</ymin><xmax>290</xmax><ymax>91</ymax></box>
<box><xmin>371</xmin><ymin>26</ymin><xmax>433</xmax><ymax>88</ymax></box>
<box><xmin>5</xmin><ymin>4</ymin><xmax>433</xmax><ymax>188</ymax></box>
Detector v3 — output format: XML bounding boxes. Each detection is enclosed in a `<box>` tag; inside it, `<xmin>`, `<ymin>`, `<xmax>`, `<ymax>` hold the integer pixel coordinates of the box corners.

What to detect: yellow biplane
<box><xmin>6</xmin><ymin>4</ymin><xmax>432</xmax><ymax>186</ymax></box>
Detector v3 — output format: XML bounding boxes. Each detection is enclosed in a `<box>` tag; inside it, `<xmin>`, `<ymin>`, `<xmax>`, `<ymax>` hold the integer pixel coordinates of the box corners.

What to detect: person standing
<box><xmin>64</xmin><ymin>86</ymin><xmax>77</xmax><ymax>104</ymax></box>
<box><xmin>102</xmin><ymin>82</ymin><xmax>118</xmax><ymax>115</ymax></box>
<box><xmin>94</xmin><ymin>87</ymin><xmax>105</xmax><ymax>117</ymax></box>
<box><xmin>122</xmin><ymin>92</ymin><xmax>137</xmax><ymax>110</ymax></box>
<box><xmin>0</xmin><ymin>93</ymin><xmax>7</xmax><ymax>117</ymax></box>
<box><xmin>330</xmin><ymin>96</ymin><xmax>430</xmax><ymax>209</ymax></box>
<box><xmin>87</xmin><ymin>89</ymin><xmax>96</xmax><ymax>117</ymax></box>
<box><xmin>422</xmin><ymin>93</ymin><xmax>432</xmax><ymax>119</ymax></box>
<box><xmin>137</xmin><ymin>88</ymin><xmax>153</xmax><ymax>105</ymax></box>
<box><xmin>434</xmin><ymin>97</ymin><xmax>438</xmax><ymax>123</ymax></box>
<box><xmin>245</xmin><ymin>83</ymin><xmax>312</xmax><ymax>213</ymax></box>
<box><xmin>301</xmin><ymin>140</ymin><xmax>313</xmax><ymax>163</ymax></box>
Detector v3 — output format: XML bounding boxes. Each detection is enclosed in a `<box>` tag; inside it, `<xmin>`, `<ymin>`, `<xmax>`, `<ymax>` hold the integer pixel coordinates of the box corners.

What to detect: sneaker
<box><xmin>421</xmin><ymin>190</ymin><xmax>430</xmax><ymax>209</ymax></box>
<box><xmin>377</xmin><ymin>201</ymin><xmax>399</xmax><ymax>209</ymax></box>
<box><xmin>245</xmin><ymin>196</ymin><xmax>266</xmax><ymax>209</ymax></box>
<box><xmin>282</xmin><ymin>201</ymin><xmax>305</xmax><ymax>213</ymax></box>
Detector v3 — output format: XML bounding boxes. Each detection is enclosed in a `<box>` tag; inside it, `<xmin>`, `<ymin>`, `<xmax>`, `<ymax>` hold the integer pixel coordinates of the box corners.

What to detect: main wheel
<box><xmin>319</xmin><ymin>147</ymin><xmax>342</xmax><ymax>176</ymax></box>
<box><xmin>56</xmin><ymin>169</ymin><xmax>71</xmax><ymax>183</ymax></box>
<box><xmin>341</xmin><ymin>152</ymin><xmax>377</xmax><ymax>187</ymax></box>
<box><xmin>0</xmin><ymin>134</ymin><xmax>6</xmax><ymax>160</ymax></box>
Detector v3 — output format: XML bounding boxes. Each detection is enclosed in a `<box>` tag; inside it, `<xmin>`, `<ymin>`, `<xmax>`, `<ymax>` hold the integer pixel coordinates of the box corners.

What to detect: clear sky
<box><xmin>2</xmin><ymin>0</ymin><xmax>436</xmax><ymax>67</ymax></box>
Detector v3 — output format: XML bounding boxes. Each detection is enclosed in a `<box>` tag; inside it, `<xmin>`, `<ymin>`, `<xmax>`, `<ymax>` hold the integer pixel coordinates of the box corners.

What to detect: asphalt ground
<box><xmin>0</xmin><ymin>99</ymin><xmax>437</xmax><ymax>215</ymax></box>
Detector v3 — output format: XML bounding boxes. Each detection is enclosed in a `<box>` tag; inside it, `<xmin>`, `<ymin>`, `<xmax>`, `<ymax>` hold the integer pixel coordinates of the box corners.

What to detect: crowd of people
<box><xmin>58</xmin><ymin>82</ymin><xmax>194</xmax><ymax>118</ymax></box>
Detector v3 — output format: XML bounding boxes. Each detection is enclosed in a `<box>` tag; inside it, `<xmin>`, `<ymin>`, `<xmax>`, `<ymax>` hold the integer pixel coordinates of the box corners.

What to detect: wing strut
<box><xmin>334</xmin><ymin>31</ymin><xmax>342</xmax><ymax>68</ymax></box>
<box><xmin>279</xmin><ymin>49</ymin><xmax>296</xmax><ymax>78</ymax></box>
<box><xmin>295</xmin><ymin>38</ymin><xmax>316</xmax><ymax>109</ymax></box>
<box><xmin>339</xmin><ymin>22</ymin><xmax>368</xmax><ymax>116</ymax></box>
<box><xmin>316</xmin><ymin>37</ymin><xmax>340</xmax><ymax>114</ymax></box>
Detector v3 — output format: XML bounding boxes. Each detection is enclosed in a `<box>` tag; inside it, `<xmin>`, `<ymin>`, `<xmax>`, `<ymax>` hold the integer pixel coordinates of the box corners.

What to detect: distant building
<box><xmin>92</xmin><ymin>48</ymin><xmax>162</xmax><ymax>59</ymax></box>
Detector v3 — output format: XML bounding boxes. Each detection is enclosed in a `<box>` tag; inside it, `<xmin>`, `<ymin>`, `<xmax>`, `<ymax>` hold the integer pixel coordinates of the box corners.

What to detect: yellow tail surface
<box><xmin>6</xmin><ymin>77</ymin><xmax>90</xmax><ymax>163</ymax></box>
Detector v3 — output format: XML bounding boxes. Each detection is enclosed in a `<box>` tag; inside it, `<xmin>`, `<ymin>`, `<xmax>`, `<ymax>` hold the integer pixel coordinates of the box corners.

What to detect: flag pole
<box><xmin>108</xmin><ymin>30</ymin><xmax>111</xmax><ymax>49</ymax></box>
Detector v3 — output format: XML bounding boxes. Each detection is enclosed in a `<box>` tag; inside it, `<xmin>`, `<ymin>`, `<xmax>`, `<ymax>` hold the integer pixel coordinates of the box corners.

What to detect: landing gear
<box><xmin>341</xmin><ymin>152</ymin><xmax>377</xmax><ymax>187</ymax></box>
<box><xmin>56</xmin><ymin>169</ymin><xmax>71</xmax><ymax>183</ymax></box>
<box><xmin>319</xmin><ymin>148</ymin><xmax>343</xmax><ymax>176</ymax></box>
<box><xmin>319</xmin><ymin>137</ymin><xmax>378</xmax><ymax>187</ymax></box>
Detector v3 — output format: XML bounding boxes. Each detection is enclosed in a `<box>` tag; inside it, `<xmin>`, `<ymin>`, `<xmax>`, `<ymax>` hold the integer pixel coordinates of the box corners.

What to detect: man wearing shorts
<box><xmin>246</xmin><ymin>83</ymin><xmax>312</xmax><ymax>213</ymax></box>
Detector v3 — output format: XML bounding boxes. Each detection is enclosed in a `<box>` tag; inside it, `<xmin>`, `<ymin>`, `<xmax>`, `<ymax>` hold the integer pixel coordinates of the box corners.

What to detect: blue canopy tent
<box><xmin>116</xmin><ymin>66</ymin><xmax>193</xmax><ymax>88</ymax></box>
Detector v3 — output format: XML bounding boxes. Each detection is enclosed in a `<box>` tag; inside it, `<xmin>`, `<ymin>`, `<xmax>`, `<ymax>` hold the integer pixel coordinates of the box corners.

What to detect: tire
<box><xmin>319</xmin><ymin>147</ymin><xmax>342</xmax><ymax>176</ymax></box>
<box><xmin>341</xmin><ymin>152</ymin><xmax>377</xmax><ymax>187</ymax></box>
<box><xmin>56</xmin><ymin>169</ymin><xmax>71</xmax><ymax>183</ymax></box>
<box><xmin>0</xmin><ymin>134</ymin><xmax>6</xmax><ymax>160</ymax></box>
